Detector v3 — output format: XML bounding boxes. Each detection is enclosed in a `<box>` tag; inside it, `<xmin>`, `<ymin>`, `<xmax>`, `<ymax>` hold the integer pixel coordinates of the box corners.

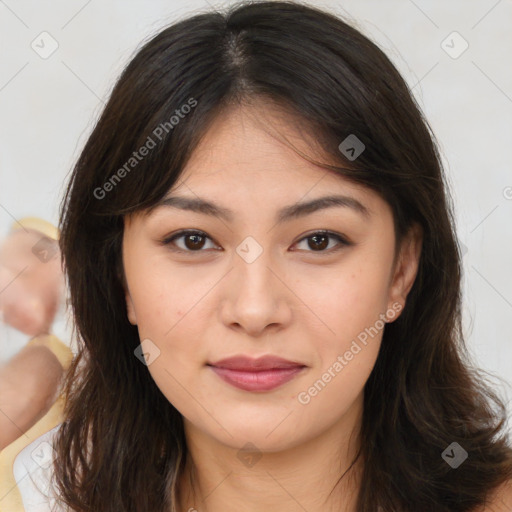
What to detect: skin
<box><xmin>0</xmin><ymin>339</ymin><xmax>63</xmax><ymax>451</ymax></box>
<box><xmin>0</xmin><ymin>229</ymin><xmax>64</xmax><ymax>335</ymax></box>
<box><xmin>121</xmin><ymin>101</ymin><xmax>424</xmax><ymax>512</ymax></box>
<box><xmin>0</xmin><ymin>229</ymin><xmax>65</xmax><ymax>450</ymax></box>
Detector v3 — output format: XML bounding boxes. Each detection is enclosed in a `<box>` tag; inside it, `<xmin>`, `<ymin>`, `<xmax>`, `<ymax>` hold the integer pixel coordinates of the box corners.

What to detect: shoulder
<box><xmin>474</xmin><ymin>478</ymin><xmax>512</xmax><ymax>512</ymax></box>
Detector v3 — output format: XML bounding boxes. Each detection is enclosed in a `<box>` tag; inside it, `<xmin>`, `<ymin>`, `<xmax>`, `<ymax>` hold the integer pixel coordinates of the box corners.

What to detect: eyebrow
<box><xmin>152</xmin><ymin>193</ymin><xmax>371</xmax><ymax>223</ymax></box>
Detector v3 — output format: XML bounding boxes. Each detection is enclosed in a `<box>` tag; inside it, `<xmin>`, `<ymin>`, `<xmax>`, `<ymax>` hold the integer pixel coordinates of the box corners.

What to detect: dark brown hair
<box><xmin>54</xmin><ymin>1</ymin><xmax>512</xmax><ymax>511</ymax></box>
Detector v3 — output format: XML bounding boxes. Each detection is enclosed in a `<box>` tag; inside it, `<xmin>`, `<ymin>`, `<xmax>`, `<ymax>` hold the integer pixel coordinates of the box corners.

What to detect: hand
<box><xmin>0</xmin><ymin>220</ymin><xmax>65</xmax><ymax>336</ymax></box>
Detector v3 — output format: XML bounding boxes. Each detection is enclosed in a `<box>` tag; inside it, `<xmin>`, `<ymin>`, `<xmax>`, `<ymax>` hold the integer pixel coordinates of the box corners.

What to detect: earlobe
<box><xmin>125</xmin><ymin>291</ymin><xmax>137</xmax><ymax>325</ymax></box>
<box><xmin>118</xmin><ymin>261</ymin><xmax>137</xmax><ymax>325</ymax></box>
<box><xmin>386</xmin><ymin>223</ymin><xmax>423</xmax><ymax>322</ymax></box>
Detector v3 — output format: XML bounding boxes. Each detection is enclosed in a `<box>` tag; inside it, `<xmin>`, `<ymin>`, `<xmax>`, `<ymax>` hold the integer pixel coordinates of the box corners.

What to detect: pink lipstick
<box><xmin>208</xmin><ymin>355</ymin><xmax>306</xmax><ymax>392</ymax></box>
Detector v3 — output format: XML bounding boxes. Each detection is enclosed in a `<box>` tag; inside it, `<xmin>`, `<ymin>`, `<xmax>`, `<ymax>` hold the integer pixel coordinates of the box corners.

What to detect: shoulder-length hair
<box><xmin>54</xmin><ymin>1</ymin><xmax>512</xmax><ymax>510</ymax></box>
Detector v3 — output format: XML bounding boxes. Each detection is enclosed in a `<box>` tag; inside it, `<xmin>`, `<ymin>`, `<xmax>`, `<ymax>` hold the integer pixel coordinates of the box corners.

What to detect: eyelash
<box><xmin>160</xmin><ymin>229</ymin><xmax>352</xmax><ymax>255</ymax></box>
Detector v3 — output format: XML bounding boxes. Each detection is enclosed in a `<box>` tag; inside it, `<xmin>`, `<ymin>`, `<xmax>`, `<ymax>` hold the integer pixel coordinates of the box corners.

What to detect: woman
<box><xmin>5</xmin><ymin>1</ymin><xmax>512</xmax><ymax>511</ymax></box>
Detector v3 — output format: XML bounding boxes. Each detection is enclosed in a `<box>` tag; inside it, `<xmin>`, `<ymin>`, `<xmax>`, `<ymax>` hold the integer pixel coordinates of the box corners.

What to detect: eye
<box><xmin>161</xmin><ymin>229</ymin><xmax>351</xmax><ymax>254</ymax></box>
<box><xmin>162</xmin><ymin>230</ymin><xmax>219</xmax><ymax>252</ymax></box>
<box><xmin>292</xmin><ymin>230</ymin><xmax>352</xmax><ymax>253</ymax></box>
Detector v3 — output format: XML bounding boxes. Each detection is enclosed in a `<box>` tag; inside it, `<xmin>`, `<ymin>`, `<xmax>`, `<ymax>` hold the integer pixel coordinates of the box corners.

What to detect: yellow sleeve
<box><xmin>0</xmin><ymin>335</ymin><xmax>73</xmax><ymax>512</ymax></box>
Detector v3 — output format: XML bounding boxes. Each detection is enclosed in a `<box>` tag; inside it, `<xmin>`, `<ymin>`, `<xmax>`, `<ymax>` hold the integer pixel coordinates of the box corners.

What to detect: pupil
<box><xmin>185</xmin><ymin>234</ymin><xmax>205</xmax><ymax>250</ymax></box>
<box><xmin>309</xmin><ymin>235</ymin><xmax>328</xmax><ymax>251</ymax></box>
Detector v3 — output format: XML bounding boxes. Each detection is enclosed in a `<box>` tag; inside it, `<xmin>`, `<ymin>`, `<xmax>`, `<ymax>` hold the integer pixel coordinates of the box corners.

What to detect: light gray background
<box><xmin>1</xmin><ymin>0</ymin><xmax>511</xmax><ymax>418</ymax></box>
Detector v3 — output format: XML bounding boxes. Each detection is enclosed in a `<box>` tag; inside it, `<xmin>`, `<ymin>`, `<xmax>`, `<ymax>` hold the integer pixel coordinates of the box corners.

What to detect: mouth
<box><xmin>207</xmin><ymin>355</ymin><xmax>307</xmax><ymax>392</ymax></box>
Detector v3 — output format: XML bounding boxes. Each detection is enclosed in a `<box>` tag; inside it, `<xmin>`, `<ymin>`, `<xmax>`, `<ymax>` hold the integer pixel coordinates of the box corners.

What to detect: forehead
<box><xmin>183</xmin><ymin>102</ymin><xmax>321</xmax><ymax>173</ymax></box>
<box><xmin>173</xmin><ymin>101</ymin><xmax>375</xmax><ymax>203</ymax></box>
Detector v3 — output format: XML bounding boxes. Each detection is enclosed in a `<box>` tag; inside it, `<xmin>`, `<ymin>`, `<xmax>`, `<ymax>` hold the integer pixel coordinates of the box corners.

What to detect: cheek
<box><xmin>131</xmin><ymin>269</ymin><xmax>206</xmax><ymax>411</ymax></box>
<box><xmin>128</xmin><ymin>260</ymin><xmax>189</xmax><ymax>333</ymax></box>
<box><xmin>128</xmin><ymin>261</ymin><xmax>219</xmax><ymax>370</ymax></box>
<box><xmin>293</xmin><ymin>254</ymin><xmax>391</xmax><ymax>352</ymax></box>
<box><xmin>291</xmin><ymin>262</ymin><xmax>388</xmax><ymax>424</ymax></box>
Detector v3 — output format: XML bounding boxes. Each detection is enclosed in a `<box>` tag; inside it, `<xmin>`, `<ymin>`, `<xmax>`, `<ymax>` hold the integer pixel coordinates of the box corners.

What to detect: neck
<box><xmin>176</xmin><ymin>395</ymin><xmax>364</xmax><ymax>512</ymax></box>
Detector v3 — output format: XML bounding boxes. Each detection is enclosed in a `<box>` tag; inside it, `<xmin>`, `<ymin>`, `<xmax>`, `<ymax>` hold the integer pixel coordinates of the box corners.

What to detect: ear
<box><xmin>118</xmin><ymin>263</ymin><xmax>137</xmax><ymax>325</ymax></box>
<box><xmin>386</xmin><ymin>223</ymin><xmax>423</xmax><ymax>322</ymax></box>
<box><xmin>125</xmin><ymin>290</ymin><xmax>137</xmax><ymax>326</ymax></box>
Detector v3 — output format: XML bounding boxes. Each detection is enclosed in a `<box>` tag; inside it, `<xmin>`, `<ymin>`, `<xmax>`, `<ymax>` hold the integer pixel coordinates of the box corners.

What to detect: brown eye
<box><xmin>162</xmin><ymin>229</ymin><xmax>351</xmax><ymax>255</ymax></box>
<box><xmin>307</xmin><ymin>234</ymin><xmax>329</xmax><ymax>251</ymax></box>
<box><xmin>293</xmin><ymin>231</ymin><xmax>351</xmax><ymax>253</ymax></box>
<box><xmin>162</xmin><ymin>230</ymin><xmax>218</xmax><ymax>252</ymax></box>
<box><xmin>183</xmin><ymin>233</ymin><xmax>206</xmax><ymax>250</ymax></box>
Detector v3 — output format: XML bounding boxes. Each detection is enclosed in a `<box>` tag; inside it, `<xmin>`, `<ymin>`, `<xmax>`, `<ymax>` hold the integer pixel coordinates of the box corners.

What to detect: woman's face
<box><xmin>121</xmin><ymin>103</ymin><xmax>421</xmax><ymax>453</ymax></box>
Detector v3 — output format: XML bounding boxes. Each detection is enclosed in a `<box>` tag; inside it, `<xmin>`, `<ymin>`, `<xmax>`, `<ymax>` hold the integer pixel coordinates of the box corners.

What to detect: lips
<box><xmin>209</xmin><ymin>354</ymin><xmax>305</xmax><ymax>371</ymax></box>
<box><xmin>207</xmin><ymin>355</ymin><xmax>306</xmax><ymax>392</ymax></box>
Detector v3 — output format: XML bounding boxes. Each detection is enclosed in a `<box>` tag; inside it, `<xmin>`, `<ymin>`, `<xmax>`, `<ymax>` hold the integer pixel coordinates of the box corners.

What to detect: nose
<box><xmin>218</xmin><ymin>246</ymin><xmax>293</xmax><ymax>338</ymax></box>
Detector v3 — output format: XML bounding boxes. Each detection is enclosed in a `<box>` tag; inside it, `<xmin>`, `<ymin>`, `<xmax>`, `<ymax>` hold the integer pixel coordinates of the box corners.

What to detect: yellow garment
<box><xmin>0</xmin><ymin>335</ymin><xmax>73</xmax><ymax>512</ymax></box>
<box><xmin>8</xmin><ymin>217</ymin><xmax>59</xmax><ymax>242</ymax></box>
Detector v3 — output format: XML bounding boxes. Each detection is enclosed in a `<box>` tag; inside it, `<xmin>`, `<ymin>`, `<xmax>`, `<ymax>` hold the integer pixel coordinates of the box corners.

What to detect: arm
<box><xmin>0</xmin><ymin>335</ymin><xmax>64</xmax><ymax>451</ymax></box>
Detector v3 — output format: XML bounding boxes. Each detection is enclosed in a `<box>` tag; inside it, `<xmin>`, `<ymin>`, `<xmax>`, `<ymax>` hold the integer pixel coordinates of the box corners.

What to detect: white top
<box><xmin>12</xmin><ymin>424</ymin><xmax>67</xmax><ymax>512</ymax></box>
